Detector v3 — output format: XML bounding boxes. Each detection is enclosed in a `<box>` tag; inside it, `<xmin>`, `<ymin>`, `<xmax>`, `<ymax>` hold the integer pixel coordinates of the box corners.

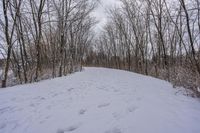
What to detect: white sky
<box><xmin>92</xmin><ymin>0</ymin><xmax>121</xmax><ymax>31</ymax></box>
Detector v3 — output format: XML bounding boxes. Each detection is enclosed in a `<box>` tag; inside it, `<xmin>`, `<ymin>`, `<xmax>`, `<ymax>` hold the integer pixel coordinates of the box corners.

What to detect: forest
<box><xmin>0</xmin><ymin>0</ymin><xmax>200</xmax><ymax>96</ymax></box>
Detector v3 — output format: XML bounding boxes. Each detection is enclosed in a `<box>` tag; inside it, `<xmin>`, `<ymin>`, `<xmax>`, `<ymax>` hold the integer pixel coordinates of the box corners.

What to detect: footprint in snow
<box><xmin>45</xmin><ymin>115</ymin><xmax>51</xmax><ymax>119</ymax></box>
<box><xmin>97</xmin><ymin>86</ymin><xmax>109</xmax><ymax>91</ymax></box>
<box><xmin>57</xmin><ymin>129</ymin><xmax>65</xmax><ymax>133</ymax></box>
<box><xmin>112</xmin><ymin>112</ymin><xmax>121</xmax><ymax>120</ymax></box>
<box><xmin>46</xmin><ymin>105</ymin><xmax>51</xmax><ymax>110</ymax></box>
<box><xmin>11</xmin><ymin>98</ymin><xmax>17</xmax><ymax>101</ymax></box>
<box><xmin>52</xmin><ymin>93</ymin><xmax>59</xmax><ymax>97</ymax></box>
<box><xmin>57</xmin><ymin>123</ymin><xmax>81</xmax><ymax>133</ymax></box>
<box><xmin>32</xmin><ymin>96</ymin><xmax>46</xmax><ymax>102</ymax></box>
<box><xmin>98</xmin><ymin>103</ymin><xmax>110</xmax><ymax>108</ymax></box>
<box><xmin>67</xmin><ymin>88</ymin><xmax>75</xmax><ymax>92</ymax></box>
<box><xmin>105</xmin><ymin>128</ymin><xmax>122</xmax><ymax>133</ymax></box>
<box><xmin>0</xmin><ymin>106</ymin><xmax>13</xmax><ymax>114</ymax></box>
<box><xmin>29</xmin><ymin>103</ymin><xmax>36</xmax><ymax>107</ymax></box>
<box><xmin>66</xmin><ymin>125</ymin><xmax>79</xmax><ymax>132</ymax></box>
<box><xmin>79</xmin><ymin>109</ymin><xmax>86</xmax><ymax>115</ymax></box>
<box><xmin>0</xmin><ymin>123</ymin><xmax>6</xmax><ymax>130</ymax></box>
<box><xmin>136</xmin><ymin>97</ymin><xmax>142</xmax><ymax>101</ymax></box>
<box><xmin>113</xmin><ymin>89</ymin><xmax>119</xmax><ymax>92</ymax></box>
<box><xmin>128</xmin><ymin>106</ymin><xmax>138</xmax><ymax>113</ymax></box>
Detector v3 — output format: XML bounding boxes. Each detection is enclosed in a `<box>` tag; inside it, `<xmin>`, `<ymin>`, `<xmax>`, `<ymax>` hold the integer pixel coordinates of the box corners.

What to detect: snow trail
<box><xmin>0</xmin><ymin>67</ymin><xmax>200</xmax><ymax>133</ymax></box>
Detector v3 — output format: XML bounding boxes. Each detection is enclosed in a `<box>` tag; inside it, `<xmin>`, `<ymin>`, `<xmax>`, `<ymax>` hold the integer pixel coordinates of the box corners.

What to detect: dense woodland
<box><xmin>0</xmin><ymin>0</ymin><xmax>97</xmax><ymax>87</ymax></box>
<box><xmin>0</xmin><ymin>0</ymin><xmax>200</xmax><ymax>96</ymax></box>
<box><xmin>85</xmin><ymin>0</ymin><xmax>200</xmax><ymax>96</ymax></box>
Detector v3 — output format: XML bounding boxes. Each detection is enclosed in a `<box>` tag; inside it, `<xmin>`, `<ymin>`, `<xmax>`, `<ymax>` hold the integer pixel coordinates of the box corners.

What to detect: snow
<box><xmin>0</xmin><ymin>67</ymin><xmax>200</xmax><ymax>133</ymax></box>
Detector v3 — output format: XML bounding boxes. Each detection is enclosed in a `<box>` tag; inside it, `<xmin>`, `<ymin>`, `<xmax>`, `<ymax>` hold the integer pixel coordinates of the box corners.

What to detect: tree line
<box><xmin>1</xmin><ymin>0</ymin><xmax>200</xmax><ymax>96</ymax></box>
<box><xmin>0</xmin><ymin>0</ymin><xmax>96</xmax><ymax>87</ymax></box>
<box><xmin>84</xmin><ymin>0</ymin><xmax>200</xmax><ymax>96</ymax></box>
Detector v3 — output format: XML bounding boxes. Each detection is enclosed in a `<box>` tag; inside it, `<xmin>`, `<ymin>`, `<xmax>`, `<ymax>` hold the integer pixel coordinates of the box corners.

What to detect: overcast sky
<box><xmin>92</xmin><ymin>0</ymin><xmax>121</xmax><ymax>31</ymax></box>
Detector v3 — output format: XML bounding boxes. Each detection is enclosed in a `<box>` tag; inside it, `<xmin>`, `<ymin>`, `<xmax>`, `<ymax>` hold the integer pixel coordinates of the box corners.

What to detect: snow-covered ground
<box><xmin>0</xmin><ymin>67</ymin><xmax>200</xmax><ymax>133</ymax></box>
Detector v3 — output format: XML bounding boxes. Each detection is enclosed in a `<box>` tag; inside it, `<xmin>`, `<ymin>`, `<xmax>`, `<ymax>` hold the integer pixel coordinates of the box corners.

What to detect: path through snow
<box><xmin>0</xmin><ymin>67</ymin><xmax>200</xmax><ymax>133</ymax></box>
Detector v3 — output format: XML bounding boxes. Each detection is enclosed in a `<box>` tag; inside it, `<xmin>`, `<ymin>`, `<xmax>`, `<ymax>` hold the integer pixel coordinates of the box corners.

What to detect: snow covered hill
<box><xmin>0</xmin><ymin>67</ymin><xmax>200</xmax><ymax>133</ymax></box>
